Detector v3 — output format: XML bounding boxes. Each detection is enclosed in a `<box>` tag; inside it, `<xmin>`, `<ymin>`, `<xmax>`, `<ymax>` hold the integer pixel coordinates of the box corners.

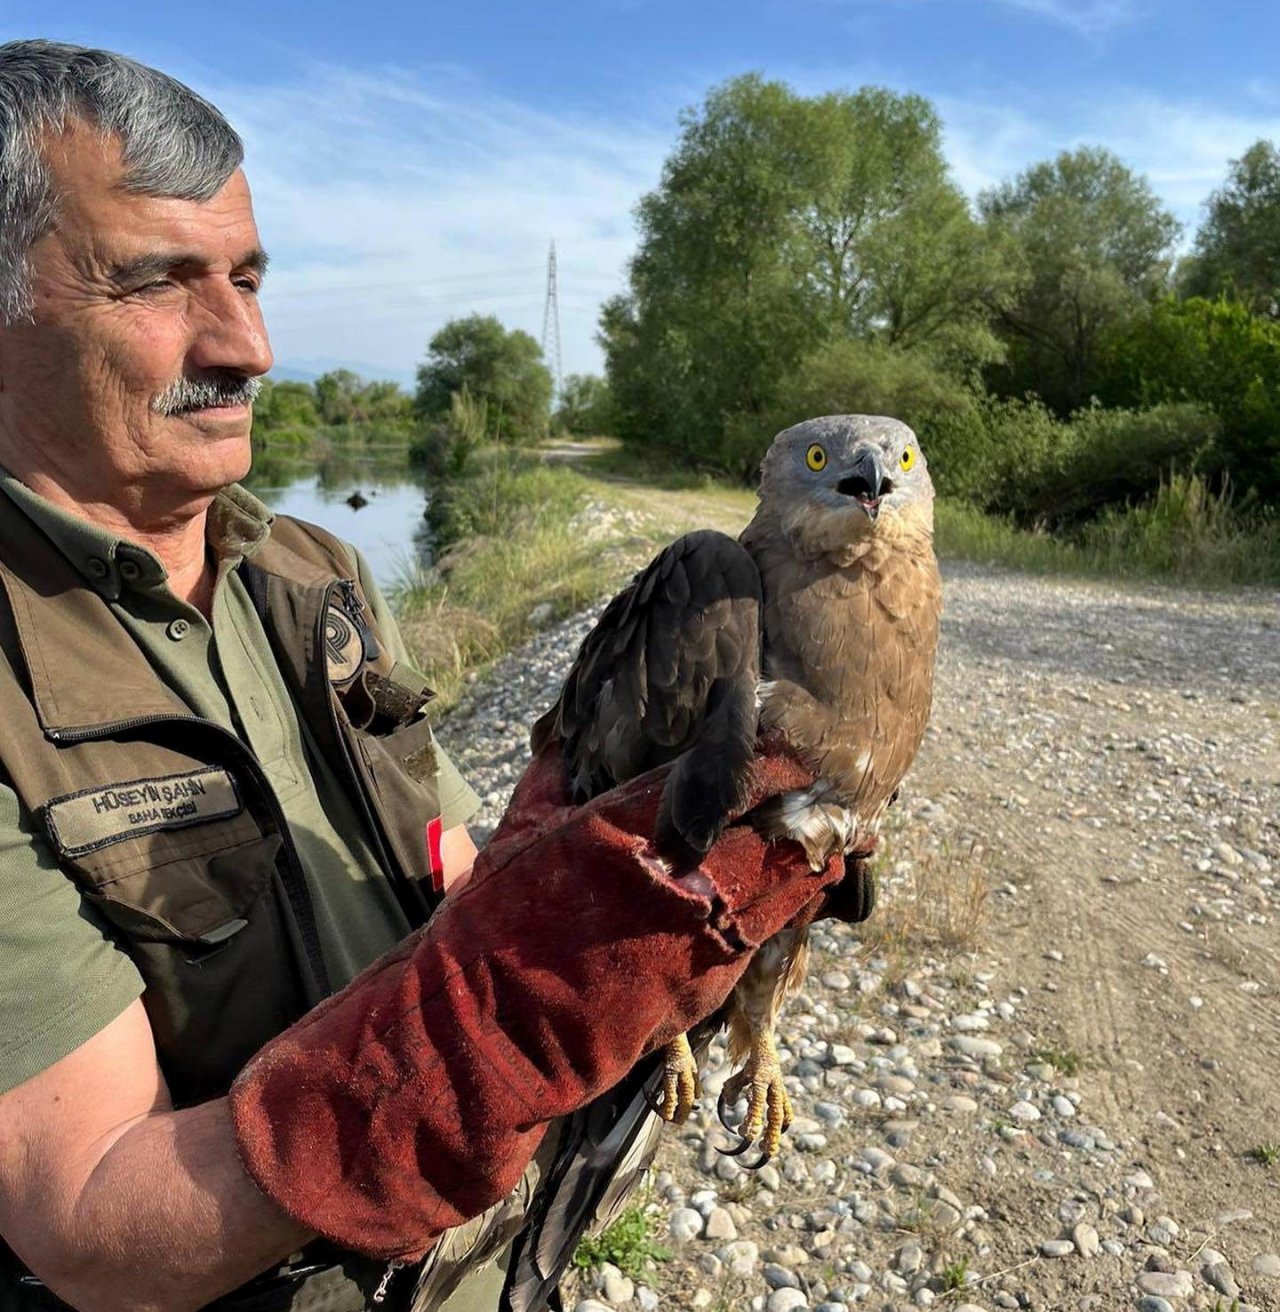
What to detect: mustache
<box><xmin>151</xmin><ymin>372</ymin><xmax>263</xmax><ymax>416</ymax></box>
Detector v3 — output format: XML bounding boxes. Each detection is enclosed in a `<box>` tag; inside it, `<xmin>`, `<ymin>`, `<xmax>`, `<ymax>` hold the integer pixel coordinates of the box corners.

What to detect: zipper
<box><xmin>336</xmin><ymin>578</ymin><xmax>381</xmax><ymax>664</ymax></box>
<box><xmin>372</xmin><ymin>1259</ymin><xmax>405</xmax><ymax>1305</ymax></box>
<box><xmin>320</xmin><ymin>581</ymin><xmax>435</xmax><ymax>930</ymax></box>
<box><xmin>47</xmin><ymin>711</ymin><xmax>333</xmax><ymax>1002</ymax></box>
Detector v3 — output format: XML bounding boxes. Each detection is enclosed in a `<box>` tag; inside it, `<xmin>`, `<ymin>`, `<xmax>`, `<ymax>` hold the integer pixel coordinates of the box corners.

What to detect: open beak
<box><xmin>835</xmin><ymin>446</ymin><xmax>892</xmax><ymax>521</ymax></box>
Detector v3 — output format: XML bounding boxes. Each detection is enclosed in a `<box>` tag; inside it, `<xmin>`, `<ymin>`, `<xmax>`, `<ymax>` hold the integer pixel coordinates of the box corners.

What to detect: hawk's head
<box><xmin>759</xmin><ymin>415</ymin><xmax>934</xmax><ymax>560</ymax></box>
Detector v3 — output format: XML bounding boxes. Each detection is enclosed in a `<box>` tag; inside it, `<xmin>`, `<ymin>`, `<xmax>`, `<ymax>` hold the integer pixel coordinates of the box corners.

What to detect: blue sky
<box><xmin>4</xmin><ymin>1</ymin><xmax>1279</xmax><ymax>386</ymax></box>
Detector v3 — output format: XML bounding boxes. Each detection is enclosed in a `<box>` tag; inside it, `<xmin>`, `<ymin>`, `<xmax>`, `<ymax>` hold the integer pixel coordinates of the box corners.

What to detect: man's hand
<box><xmin>0</xmin><ymin>999</ymin><xmax>311</xmax><ymax>1312</ymax></box>
<box><xmin>230</xmin><ymin>745</ymin><xmax>851</xmax><ymax>1264</ymax></box>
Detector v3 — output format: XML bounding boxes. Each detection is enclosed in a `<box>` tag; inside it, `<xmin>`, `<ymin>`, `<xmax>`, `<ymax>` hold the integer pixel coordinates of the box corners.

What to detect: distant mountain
<box><xmin>271</xmin><ymin>358</ymin><xmax>416</xmax><ymax>390</ymax></box>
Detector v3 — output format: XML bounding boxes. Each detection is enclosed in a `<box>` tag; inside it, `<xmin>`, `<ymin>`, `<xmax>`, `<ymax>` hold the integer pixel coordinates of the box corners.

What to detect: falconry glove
<box><xmin>229</xmin><ymin>743</ymin><xmax>869</xmax><ymax>1262</ymax></box>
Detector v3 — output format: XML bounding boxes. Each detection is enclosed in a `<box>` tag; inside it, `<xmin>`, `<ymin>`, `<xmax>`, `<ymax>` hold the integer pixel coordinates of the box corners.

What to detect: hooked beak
<box><xmin>835</xmin><ymin>446</ymin><xmax>892</xmax><ymax>521</ymax></box>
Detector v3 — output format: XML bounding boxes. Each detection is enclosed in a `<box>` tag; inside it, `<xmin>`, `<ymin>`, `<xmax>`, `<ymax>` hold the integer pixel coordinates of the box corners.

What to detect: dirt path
<box><xmin>903</xmin><ymin>562</ymin><xmax>1280</xmax><ymax>1304</ymax></box>
<box><xmin>439</xmin><ymin>484</ymin><xmax>1280</xmax><ymax>1310</ymax></box>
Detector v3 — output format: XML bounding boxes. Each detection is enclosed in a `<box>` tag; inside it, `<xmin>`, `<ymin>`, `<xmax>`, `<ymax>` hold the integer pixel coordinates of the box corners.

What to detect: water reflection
<box><xmin>244</xmin><ymin>443</ymin><xmax>432</xmax><ymax>588</ymax></box>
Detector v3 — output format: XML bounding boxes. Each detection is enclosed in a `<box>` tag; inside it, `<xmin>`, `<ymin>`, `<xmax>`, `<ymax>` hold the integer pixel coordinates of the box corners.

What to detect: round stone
<box><xmin>1253</xmin><ymin>1253</ymin><xmax>1280</xmax><ymax>1277</ymax></box>
<box><xmin>1137</xmin><ymin>1271</ymin><xmax>1194</xmax><ymax>1299</ymax></box>
<box><xmin>704</xmin><ymin>1207</ymin><xmax>737</xmax><ymax>1241</ymax></box>
<box><xmin>1135</xmin><ymin>1299</ymin><xmax>1174</xmax><ymax>1312</ymax></box>
<box><xmin>1009</xmin><ymin>1100</ymin><xmax>1042</xmax><ymax>1123</ymax></box>
<box><xmin>1041</xmin><ymin>1238</ymin><xmax>1075</xmax><ymax>1257</ymax></box>
<box><xmin>766</xmin><ymin>1289</ymin><xmax>809</xmax><ymax>1312</ymax></box>
<box><xmin>764</xmin><ymin>1264</ymin><xmax>801</xmax><ymax>1290</ymax></box>
<box><xmin>670</xmin><ymin>1207</ymin><xmax>704</xmax><ymax>1242</ymax></box>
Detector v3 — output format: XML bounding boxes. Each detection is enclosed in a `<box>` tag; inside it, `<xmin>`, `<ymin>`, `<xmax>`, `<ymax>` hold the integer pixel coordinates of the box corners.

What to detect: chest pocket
<box><xmin>40</xmin><ymin>768</ymin><xmax>305</xmax><ymax>1106</ymax></box>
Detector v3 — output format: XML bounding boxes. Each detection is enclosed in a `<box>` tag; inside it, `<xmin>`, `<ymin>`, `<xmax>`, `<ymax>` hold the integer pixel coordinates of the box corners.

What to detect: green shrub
<box><xmin>1099</xmin><ymin>296</ymin><xmax>1280</xmax><ymax>501</ymax></box>
<box><xmin>983</xmin><ymin>400</ymin><xmax>1220</xmax><ymax>526</ymax></box>
<box><xmin>427</xmin><ymin>450</ymin><xmax>589</xmax><ymax>550</ymax></box>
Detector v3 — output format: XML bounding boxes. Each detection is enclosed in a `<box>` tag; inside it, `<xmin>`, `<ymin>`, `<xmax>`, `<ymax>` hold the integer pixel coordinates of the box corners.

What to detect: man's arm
<box><xmin>0</xmin><ymin>821</ymin><xmax>477</xmax><ymax>1312</ymax></box>
<box><xmin>0</xmin><ymin>997</ymin><xmax>310</xmax><ymax>1312</ymax></box>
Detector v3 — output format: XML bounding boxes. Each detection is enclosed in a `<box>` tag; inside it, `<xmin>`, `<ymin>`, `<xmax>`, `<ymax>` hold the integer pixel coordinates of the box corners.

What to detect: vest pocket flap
<box><xmin>352</xmin><ymin>714</ymin><xmax>442</xmax><ymax>888</ymax></box>
<box><xmin>74</xmin><ymin>832</ymin><xmax>283</xmax><ymax>944</ymax></box>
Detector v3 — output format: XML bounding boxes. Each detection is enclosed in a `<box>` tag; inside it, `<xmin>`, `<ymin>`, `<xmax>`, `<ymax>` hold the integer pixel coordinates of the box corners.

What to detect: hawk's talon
<box><xmin>652</xmin><ymin>1033</ymin><xmax>701</xmax><ymax>1125</ymax></box>
<box><xmin>715</xmin><ymin>1040</ymin><xmax>794</xmax><ymax>1161</ymax></box>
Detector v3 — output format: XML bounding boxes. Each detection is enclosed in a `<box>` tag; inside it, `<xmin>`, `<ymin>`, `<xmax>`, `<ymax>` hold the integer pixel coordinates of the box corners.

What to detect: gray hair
<box><xmin>0</xmin><ymin>39</ymin><xmax>243</xmax><ymax>324</ymax></box>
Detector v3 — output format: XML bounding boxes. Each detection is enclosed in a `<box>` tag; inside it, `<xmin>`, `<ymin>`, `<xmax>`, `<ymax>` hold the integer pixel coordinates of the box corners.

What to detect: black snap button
<box><xmin>86</xmin><ymin>557</ymin><xmax>108</xmax><ymax>580</ymax></box>
<box><xmin>119</xmin><ymin>559</ymin><xmax>141</xmax><ymax>582</ymax></box>
<box><xmin>166</xmin><ymin>618</ymin><xmax>191</xmax><ymax>641</ymax></box>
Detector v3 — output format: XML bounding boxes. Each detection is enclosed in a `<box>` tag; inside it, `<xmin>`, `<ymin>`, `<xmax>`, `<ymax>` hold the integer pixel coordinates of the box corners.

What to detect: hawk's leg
<box><xmin>749</xmin><ymin>782</ymin><xmax>858</xmax><ymax>871</ymax></box>
<box><xmin>716</xmin><ymin>1027</ymin><xmax>793</xmax><ymax>1164</ymax></box>
<box><xmin>651</xmin><ymin>1032</ymin><xmax>701</xmax><ymax>1124</ymax></box>
<box><xmin>716</xmin><ymin>928</ymin><xmax>810</xmax><ymax>1165</ymax></box>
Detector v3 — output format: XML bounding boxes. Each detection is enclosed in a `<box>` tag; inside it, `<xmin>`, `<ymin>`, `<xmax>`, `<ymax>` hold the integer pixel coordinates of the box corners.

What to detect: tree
<box><xmin>1098</xmin><ymin>296</ymin><xmax>1280</xmax><ymax>500</ymax></box>
<box><xmin>415</xmin><ymin>314</ymin><xmax>552</xmax><ymax>442</ymax></box>
<box><xmin>313</xmin><ymin>370</ymin><xmax>412</xmax><ymax>426</ymax></box>
<box><xmin>1180</xmin><ymin>140</ymin><xmax>1280</xmax><ymax>318</ymax></box>
<box><xmin>601</xmin><ymin>74</ymin><xmax>1012</xmax><ymax>476</ymax></box>
<box><xmin>253</xmin><ymin>378</ymin><xmax>319</xmax><ymax>433</ymax></box>
<box><xmin>980</xmin><ymin>147</ymin><xmax>1181</xmax><ymax>414</ymax></box>
<box><xmin>554</xmin><ymin>374</ymin><xmax>613</xmax><ymax>434</ymax></box>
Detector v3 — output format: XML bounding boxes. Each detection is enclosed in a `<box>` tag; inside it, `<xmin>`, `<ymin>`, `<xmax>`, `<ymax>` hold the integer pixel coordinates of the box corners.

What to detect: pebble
<box><xmin>1136</xmin><ymin>1271</ymin><xmax>1194</xmax><ymax>1299</ymax></box>
<box><xmin>1073</xmin><ymin>1222</ymin><xmax>1100</xmax><ymax>1257</ymax></box>
<box><xmin>764</xmin><ymin>1264</ymin><xmax>800</xmax><ymax>1290</ymax></box>
<box><xmin>1134</xmin><ymin>1299</ymin><xmax>1174</xmax><ymax>1312</ymax></box>
<box><xmin>1041</xmin><ymin>1238</ymin><xmax>1075</xmax><ymax>1257</ymax></box>
<box><xmin>1009</xmin><ymin>1100</ymin><xmax>1041</xmax><ymax>1123</ymax></box>
<box><xmin>719</xmin><ymin>1240</ymin><xmax>759</xmax><ymax>1277</ymax></box>
<box><xmin>1203</xmin><ymin>1262</ymin><xmax>1241</xmax><ymax>1298</ymax></box>
<box><xmin>766</xmin><ymin>1290</ymin><xmax>809</xmax><ymax>1312</ymax></box>
<box><xmin>704</xmin><ymin>1207</ymin><xmax>737</xmax><ymax>1241</ymax></box>
<box><xmin>1253</xmin><ymin>1254</ymin><xmax>1280</xmax><ymax>1277</ymax></box>
<box><xmin>669</xmin><ymin>1208</ymin><xmax>704</xmax><ymax>1242</ymax></box>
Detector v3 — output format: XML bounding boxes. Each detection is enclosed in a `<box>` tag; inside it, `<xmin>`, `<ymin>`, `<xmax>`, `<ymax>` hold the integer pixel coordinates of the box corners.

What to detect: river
<box><xmin>244</xmin><ymin>445</ymin><xmax>432</xmax><ymax>589</ymax></box>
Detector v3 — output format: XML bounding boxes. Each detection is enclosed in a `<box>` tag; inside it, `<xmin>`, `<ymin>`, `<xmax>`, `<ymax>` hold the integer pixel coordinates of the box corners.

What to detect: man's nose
<box><xmin>187</xmin><ymin>279</ymin><xmax>274</xmax><ymax>378</ymax></box>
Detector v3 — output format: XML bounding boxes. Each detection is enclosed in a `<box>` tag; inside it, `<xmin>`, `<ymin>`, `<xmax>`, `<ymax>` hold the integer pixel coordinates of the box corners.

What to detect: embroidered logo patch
<box><xmin>44</xmin><ymin>767</ymin><xmax>243</xmax><ymax>857</ymax></box>
<box><xmin>325</xmin><ymin>602</ymin><xmax>364</xmax><ymax>686</ymax></box>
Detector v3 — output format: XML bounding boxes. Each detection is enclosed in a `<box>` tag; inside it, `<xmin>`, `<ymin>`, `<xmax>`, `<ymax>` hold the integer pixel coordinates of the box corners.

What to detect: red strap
<box><xmin>426</xmin><ymin>816</ymin><xmax>445</xmax><ymax>892</ymax></box>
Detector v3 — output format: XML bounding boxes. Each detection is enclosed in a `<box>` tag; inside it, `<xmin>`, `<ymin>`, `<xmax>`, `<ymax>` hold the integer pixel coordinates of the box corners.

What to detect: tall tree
<box><xmin>1180</xmin><ymin>140</ymin><xmax>1280</xmax><ymax>318</ymax></box>
<box><xmin>416</xmin><ymin>314</ymin><xmax>552</xmax><ymax>442</ymax></box>
<box><xmin>602</xmin><ymin>74</ymin><xmax>1011</xmax><ymax>475</ymax></box>
<box><xmin>980</xmin><ymin>147</ymin><xmax>1181</xmax><ymax>414</ymax></box>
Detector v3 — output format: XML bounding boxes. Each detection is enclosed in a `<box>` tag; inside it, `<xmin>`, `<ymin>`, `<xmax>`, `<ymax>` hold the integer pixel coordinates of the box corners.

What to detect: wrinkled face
<box><xmin>0</xmin><ymin>120</ymin><xmax>273</xmax><ymax>516</ymax></box>
<box><xmin>760</xmin><ymin>415</ymin><xmax>934</xmax><ymax>545</ymax></box>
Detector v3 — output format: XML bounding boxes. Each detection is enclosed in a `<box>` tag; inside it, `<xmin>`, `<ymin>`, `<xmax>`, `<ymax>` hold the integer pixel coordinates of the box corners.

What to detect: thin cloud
<box><xmin>993</xmin><ymin>0</ymin><xmax>1140</xmax><ymax>36</ymax></box>
<box><xmin>204</xmin><ymin>62</ymin><xmax>670</xmax><ymax>385</ymax></box>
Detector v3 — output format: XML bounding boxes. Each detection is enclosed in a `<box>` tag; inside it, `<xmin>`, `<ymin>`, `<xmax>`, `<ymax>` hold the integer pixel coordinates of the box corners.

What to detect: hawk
<box><xmin>531</xmin><ymin>413</ymin><xmax>942</xmax><ymax>1161</ymax></box>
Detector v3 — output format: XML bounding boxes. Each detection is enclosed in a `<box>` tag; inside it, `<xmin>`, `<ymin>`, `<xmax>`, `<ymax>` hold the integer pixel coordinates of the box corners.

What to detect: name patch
<box><xmin>44</xmin><ymin>768</ymin><xmax>243</xmax><ymax>857</ymax></box>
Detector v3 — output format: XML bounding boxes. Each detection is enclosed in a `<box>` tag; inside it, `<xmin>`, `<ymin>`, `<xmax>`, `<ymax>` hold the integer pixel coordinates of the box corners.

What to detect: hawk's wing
<box><xmin>531</xmin><ymin>529</ymin><xmax>762</xmax><ymax>855</ymax></box>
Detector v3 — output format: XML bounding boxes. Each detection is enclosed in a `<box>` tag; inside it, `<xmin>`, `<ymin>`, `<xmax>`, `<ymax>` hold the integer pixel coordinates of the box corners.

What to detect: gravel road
<box><xmin>437</xmin><ymin>558</ymin><xmax>1280</xmax><ymax>1312</ymax></box>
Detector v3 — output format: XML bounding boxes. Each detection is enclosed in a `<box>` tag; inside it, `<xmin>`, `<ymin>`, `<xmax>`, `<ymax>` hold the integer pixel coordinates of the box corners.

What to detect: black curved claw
<box><xmin>740</xmin><ymin>1149</ymin><xmax>772</xmax><ymax>1171</ymax></box>
<box><xmin>716</xmin><ymin>1087</ymin><xmax>742</xmax><ymax>1134</ymax></box>
<box><xmin>716</xmin><ymin>1136</ymin><xmax>759</xmax><ymax>1158</ymax></box>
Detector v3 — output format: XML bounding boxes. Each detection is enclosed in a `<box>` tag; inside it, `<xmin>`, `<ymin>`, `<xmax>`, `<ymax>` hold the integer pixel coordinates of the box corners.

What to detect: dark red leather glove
<box><xmin>230</xmin><ymin>744</ymin><xmax>855</xmax><ymax>1262</ymax></box>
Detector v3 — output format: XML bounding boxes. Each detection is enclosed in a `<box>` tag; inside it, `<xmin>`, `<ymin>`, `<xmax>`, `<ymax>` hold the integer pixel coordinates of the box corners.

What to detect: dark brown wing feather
<box><xmin>531</xmin><ymin>529</ymin><xmax>762</xmax><ymax>855</ymax></box>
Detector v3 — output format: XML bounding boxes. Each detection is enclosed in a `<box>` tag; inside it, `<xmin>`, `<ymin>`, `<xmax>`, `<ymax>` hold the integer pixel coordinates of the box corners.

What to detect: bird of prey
<box><xmin>531</xmin><ymin>414</ymin><xmax>942</xmax><ymax>1162</ymax></box>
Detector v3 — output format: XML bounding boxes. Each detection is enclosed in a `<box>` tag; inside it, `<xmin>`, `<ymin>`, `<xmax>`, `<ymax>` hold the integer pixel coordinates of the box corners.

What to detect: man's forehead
<box><xmin>40</xmin><ymin>121</ymin><xmax>260</xmax><ymax>264</ymax></box>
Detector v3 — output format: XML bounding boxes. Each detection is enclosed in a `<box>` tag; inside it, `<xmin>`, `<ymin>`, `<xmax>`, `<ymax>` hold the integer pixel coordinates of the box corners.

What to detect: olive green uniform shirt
<box><xmin>0</xmin><ymin>476</ymin><xmax>479</xmax><ymax>1097</ymax></box>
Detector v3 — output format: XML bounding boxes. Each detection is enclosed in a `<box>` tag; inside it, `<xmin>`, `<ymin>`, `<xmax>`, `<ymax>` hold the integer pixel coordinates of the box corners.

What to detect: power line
<box><xmin>541</xmin><ymin>240</ymin><xmax>563</xmax><ymax>406</ymax></box>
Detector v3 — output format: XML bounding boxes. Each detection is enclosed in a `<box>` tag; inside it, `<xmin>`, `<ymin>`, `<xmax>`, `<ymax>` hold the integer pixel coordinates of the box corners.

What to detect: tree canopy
<box><xmin>980</xmin><ymin>147</ymin><xmax>1181</xmax><ymax>414</ymax></box>
<box><xmin>1180</xmin><ymin>140</ymin><xmax>1280</xmax><ymax>318</ymax></box>
<box><xmin>415</xmin><ymin>314</ymin><xmax>552</xmax><ymax>442</ymax></box>
<box><xmin>601</xmin><ymin>74</ymin><xmax>1012</xmax><ymax>476</ymax></box>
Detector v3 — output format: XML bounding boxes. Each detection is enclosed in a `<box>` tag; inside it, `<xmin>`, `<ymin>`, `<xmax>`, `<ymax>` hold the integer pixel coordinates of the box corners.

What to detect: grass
<box><xmin>937</xmin><ymin>475</ymin><xmax>1280</xmax><ymax>587</ymax></box>
<box><xmin>1029</xmin><ymin>1046</ymin><xmax>1084</xmax><ymax>1077</ymax></box>
<box><xmin>571</xmin><ymin>1200</ymin><xmax>672</xmax><ymax>1282</ymax></box>
<box><xmin>940</xmin><ymin>1255</ymin><xmax>971</xmax><ymax>1292</ymax></box>
<box><xmin>860</xmin><ymin>837</ymin><xmax>990</xmax><ymax>962</ymax></box>
<box><xmin>1245</xmin><ymin>1143</ymin><xmax>1280</xmax><ymax>1166</ymax></box>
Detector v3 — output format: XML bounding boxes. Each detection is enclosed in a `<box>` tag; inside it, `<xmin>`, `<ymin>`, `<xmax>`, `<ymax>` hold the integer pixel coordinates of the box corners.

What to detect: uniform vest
<box><xmin>0</xmin><ymin>507</ymin><xmax>663</xmax><ymax>1312</ymax></box>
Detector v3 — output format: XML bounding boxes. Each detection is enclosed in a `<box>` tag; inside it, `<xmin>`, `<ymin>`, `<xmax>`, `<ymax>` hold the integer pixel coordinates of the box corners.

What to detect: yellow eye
<box><xmin>900</xmin><ymin>447</ymin><xmax>916</xmax><ymax>472</ymax></box>
<box><xmin>806</xmin><ymin>443</ymin><xmax>827</xmax><ymax>471</ymax></box>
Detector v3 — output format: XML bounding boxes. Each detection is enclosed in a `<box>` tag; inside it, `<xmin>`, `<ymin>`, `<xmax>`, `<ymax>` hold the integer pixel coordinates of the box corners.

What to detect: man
<box><xmin>0</xmin><ymin>39</ymin><xmax>858</xmax><ymax>1312</ymax></box>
